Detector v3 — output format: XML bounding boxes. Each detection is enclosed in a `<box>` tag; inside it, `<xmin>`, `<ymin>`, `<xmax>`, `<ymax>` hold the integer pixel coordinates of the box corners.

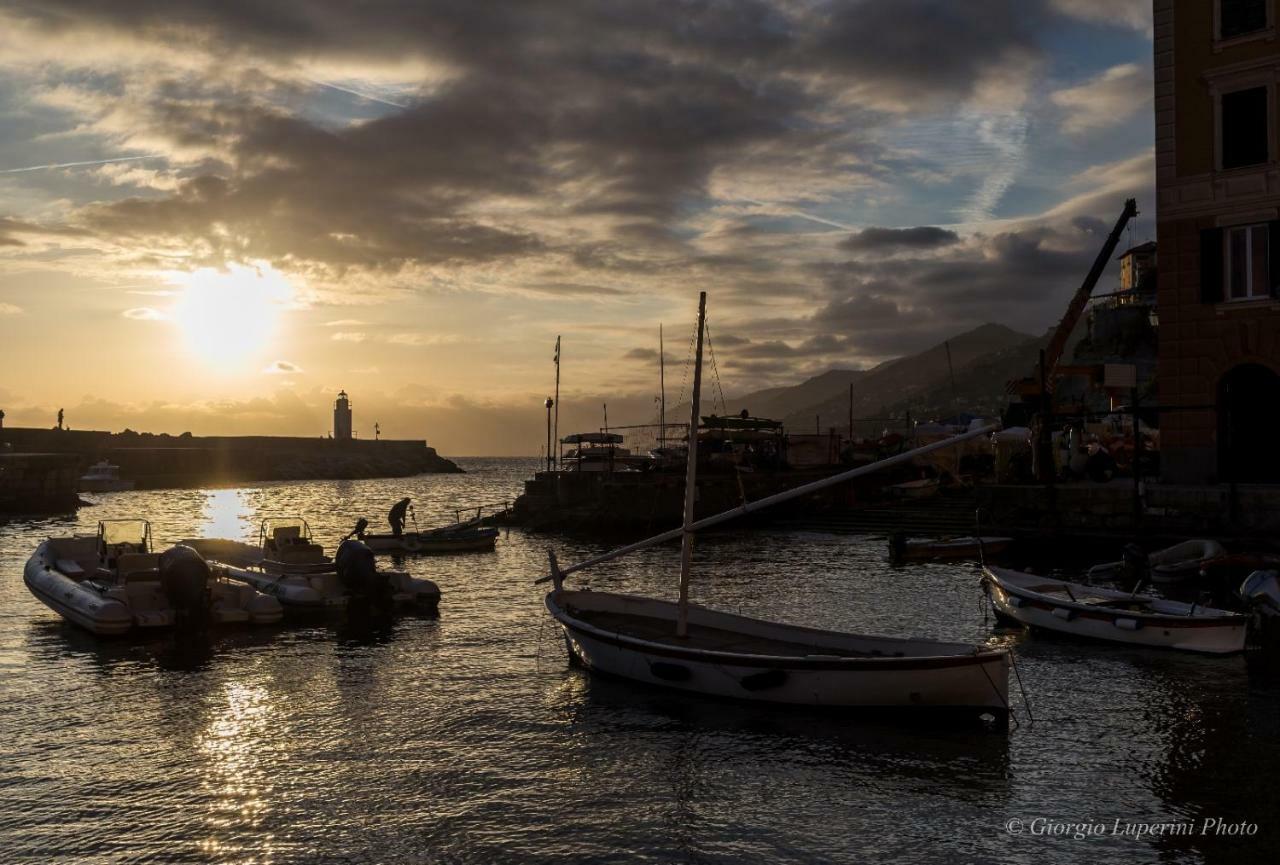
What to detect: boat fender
<box><xmin>1051</xmin><ymin>607</ymin><xmax>1076</xmax><ymax>621</ymax></box>
<box><xmin>159</xmin><ymin>545</ymin><xmax>212</xmax><ymax>626</ymax></box>
<box><xmin>739</xmin><ymin>669</ymin><xmax>788</xmax><ymax>691</ymax></box>
<box><xmin>1113</xmin><ymin>617</ymin><xmax>1142</xmax><ymax>631</ymax></box>
<box><xmin>403</xmin><ymin>536</ymin><xmax>422</xmax><ymax>553</ymax></box>
<box><xmin>1007</xmin><ymin>596</ymin><xmax>1024</xmax><ymax>609</ymax></box>
<box><xmin>649</xmin><ymin>661</ymin><xmax>692</xmax><ymax>682</ymax></box>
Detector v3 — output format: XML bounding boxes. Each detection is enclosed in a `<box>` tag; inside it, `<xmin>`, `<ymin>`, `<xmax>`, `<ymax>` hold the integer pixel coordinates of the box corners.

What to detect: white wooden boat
<box><xmin>78</xmin><ymin>460</ymin><xmax>135</xmax><ymax>492</ymax></box>
<box><xmin>890</xmin><ymin>535</ymin><xmax>1014</xmax><ymax>562</ymax></box>
<box><xmin>982</xmin><ymin>565</ymin><xmax>1246</xmax><ymax>654</ymax></box>
<box><xmin>23</xmin><ymin>520</ymin><xmax>282</xmax><ymax>635</ymax></box>
<box><xmin>188</xmin><ymin>518</ymin><xmax>440</xmax><ymax>611</ymax></box>
<box><xmin>546</xmin><ymin>589</ymin><xmax>1010</xmax><ymax>712</ymax></box>
<box><xmin>1086</xmin><ymin>539</ymin><xmax>1227</xmax><ymax>586</ymax></box>
<box><xmin>539</xmin><ymin>293</ymin><xmax>1011</xmax><ymax>721</ymax></box>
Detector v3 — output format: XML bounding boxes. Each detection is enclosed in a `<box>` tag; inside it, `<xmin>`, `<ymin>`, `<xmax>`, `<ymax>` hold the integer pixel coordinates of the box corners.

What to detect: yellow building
<box><xmin>1155</xmin><ymin>0</ymin><xmax>1280</xmax><ymax>483</ymax></box>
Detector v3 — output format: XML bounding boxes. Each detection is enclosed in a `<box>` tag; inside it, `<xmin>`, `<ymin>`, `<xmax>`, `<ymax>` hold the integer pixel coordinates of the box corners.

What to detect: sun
<box><xmin>167</xmin><ymin>263</ymin><xmax>294</xmax><ymax>371</ymax></box>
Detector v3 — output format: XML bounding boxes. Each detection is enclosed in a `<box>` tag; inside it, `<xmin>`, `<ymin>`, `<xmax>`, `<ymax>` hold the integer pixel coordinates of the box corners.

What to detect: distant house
<box><xmin>1154</xmin><ymin>0</ymin><xmax>1280</xmax><ymax>484</ymax></box>
<box><xmin>1117</xmin><ymin>240</ymin><xmax>1157</xmax><ymax>301</ymax></box>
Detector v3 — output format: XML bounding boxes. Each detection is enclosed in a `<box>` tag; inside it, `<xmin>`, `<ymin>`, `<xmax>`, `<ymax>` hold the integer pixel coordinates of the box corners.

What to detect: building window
<box><xmin>1226</xmin><ymin>224</ymin><xmax>1270</xmax><ymax>300</ymax></box>
<box><xmin>1221</xmin><ymin>86</ymin><xmax>1270</xmax><ymax>169</ymax></box>
<box><xmin>1221</xmin><ymin>0</ymin><xmax>1269</xmax><ymax>40</ymax></box>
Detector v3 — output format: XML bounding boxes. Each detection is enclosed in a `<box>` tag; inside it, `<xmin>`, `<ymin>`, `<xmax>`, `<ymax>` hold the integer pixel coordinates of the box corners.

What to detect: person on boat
<box><xmin>388</xmin><ymin>497</ymin><xmax>413</xmax><ymax>537</ymax></box>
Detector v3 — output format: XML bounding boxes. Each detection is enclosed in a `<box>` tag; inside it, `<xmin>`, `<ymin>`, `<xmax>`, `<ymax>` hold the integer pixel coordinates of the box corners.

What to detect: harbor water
<box><xmin>1</xmin><ymin>458</ymin><xmax>1276</xmax><ymax>864</ymax></box>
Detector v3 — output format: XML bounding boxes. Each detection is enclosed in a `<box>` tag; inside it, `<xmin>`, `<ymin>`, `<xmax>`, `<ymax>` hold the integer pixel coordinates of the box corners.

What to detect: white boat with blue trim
<box><xmin>982</xmin><ymin>565</ymin><xmax>1246</xmax><ymax>654</ymax></box>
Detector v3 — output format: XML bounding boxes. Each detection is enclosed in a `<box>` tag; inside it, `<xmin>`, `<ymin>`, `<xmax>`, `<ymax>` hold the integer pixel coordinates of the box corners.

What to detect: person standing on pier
<box><xmin>388</xmin><ymin>497</ymin><xmax>413</xmax><ymax>537</ymax></box>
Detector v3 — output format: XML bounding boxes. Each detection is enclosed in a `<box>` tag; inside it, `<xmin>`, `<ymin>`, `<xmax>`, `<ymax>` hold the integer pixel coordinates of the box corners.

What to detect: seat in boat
<box><xmin>116</xmin><ymin>552</ymin><xmax>161</xmax><ymax>581</ymax></box>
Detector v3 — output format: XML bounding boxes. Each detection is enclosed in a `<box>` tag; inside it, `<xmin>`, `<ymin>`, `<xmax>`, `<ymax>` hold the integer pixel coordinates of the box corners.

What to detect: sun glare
<box><xmin>168</xmin><ymin>264</ymin><xmax>295</xmax><ymax>372</ymax></box>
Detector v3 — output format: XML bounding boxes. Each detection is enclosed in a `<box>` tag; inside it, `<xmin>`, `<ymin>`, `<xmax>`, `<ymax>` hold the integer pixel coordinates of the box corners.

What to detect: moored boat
<box><xmin>23</xmin><ymin>520</ymin><xmax>282</xmax><ymax>635</ymax></box>
<box><xmin>357</xmin><ymin>525</ymin><xmax>499</xmax><ymax>554</ymax></box>
<box><xmin>890</xmin><ymin>535</ymin><xmax>1014</xmax><ymax>563</ymax></box>
<box><xmin>191</xmin><ymin>518</ymin><xmax>441</xmax><ymax>612</ymax></box>
<box><xmin>539</xmin><ymin>293</ymin><xmax>1011</xmax><ymax>722</ymax></box>
<box><xmin>982</xmin><ymin>565</ymin><xmax>1246</xmax><ymax>654</ymax></box>
<box><xmin>78</xmin><ymin>460</ymin><xmax>135</xmax><ymax>493</ymax></box>
<box><xmin>1086</xmin><ymin>538</ymin><xmax>1227</xmax><ymax>586</ymax></box>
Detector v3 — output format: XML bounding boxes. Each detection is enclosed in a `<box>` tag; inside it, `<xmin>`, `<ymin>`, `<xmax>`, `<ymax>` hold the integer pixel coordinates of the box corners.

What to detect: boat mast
<box><xmin>659</xmin><ymin>323</ymin><xmax>666</xmax><ymax>447</ymax></box>
<box><xmin>554</xmin><ymin>335</ymin><xmax>561</xmax><ymax>470</ymax></box>
<box><xmin>677</xmin><ymin>292</ymin><xmax>707</xmax><ymax>638</ymax></box>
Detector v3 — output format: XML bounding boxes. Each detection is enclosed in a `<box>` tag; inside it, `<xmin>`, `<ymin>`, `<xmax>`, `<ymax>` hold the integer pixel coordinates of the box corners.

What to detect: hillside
<box><xmin>783</xmin><ymin>323</ymin><xmax>1036</xmax><ymax>431</ymax></box>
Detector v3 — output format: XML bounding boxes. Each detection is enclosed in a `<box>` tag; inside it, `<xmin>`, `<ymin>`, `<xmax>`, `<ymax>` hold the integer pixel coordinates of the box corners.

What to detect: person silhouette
<box><xmin>57</xmin><ymin>408</ymin><xmax>64</xmax><ymax>430</ymax></box>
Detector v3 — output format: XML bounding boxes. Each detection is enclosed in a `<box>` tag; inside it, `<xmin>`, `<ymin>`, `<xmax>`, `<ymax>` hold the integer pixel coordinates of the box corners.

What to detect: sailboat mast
<box><xmin>659</xmin><ymin>323</ymin><xmax>666</xmax><ymax>447</ymax></box>
<box><xmin>677</xmin><ymin>292</ymin><xmax>707</xmax><ymax>638</ymax></box>
<box><xmin>554</xmin><ymin>336</ymin><xmax>561</xmax><ymax>470</ymax></box>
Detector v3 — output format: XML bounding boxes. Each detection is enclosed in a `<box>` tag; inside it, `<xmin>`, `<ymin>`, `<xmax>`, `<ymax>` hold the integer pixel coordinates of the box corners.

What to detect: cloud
<box><xmin>324</xmin><ymin>319</ymin><xmax>368</xmax><ymax>327</ymax></box>
<box><xmin>1051</xmin><ymin>63</ymin><xmax>1152</xmax><ymax>136</ymax></box>
<box><xmin>122</xmin><ymin>306</ymin><xmax>165</xmax><ymax>320</ymax></box>
<box><xmin>1050</xmin><ymin>0</ymin><xmax>1151</xmax><ymax>35</ymax></box>
<box><xmin>840</xmin><ymin>226</ymin><xmax>960</xmax><ymax>253</ymax></box>
<box><xmin>331</xmin><ymin>331</ymin><xmax>368</xmax><ymax>342</ymax></box>
<box><xmin>0</xmin><ymin>302</ymin><xmax>22</xmax><ymax>315</ymax></box>
<box><xmin>263</xmin><ymin>360</ymin><xmax>303</xmax><ymax>374</ymax></box>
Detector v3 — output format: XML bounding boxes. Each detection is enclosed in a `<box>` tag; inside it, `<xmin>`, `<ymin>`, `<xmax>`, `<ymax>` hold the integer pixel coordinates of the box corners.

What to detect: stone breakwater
<box><xmin>1</xmin><ymin>427</ymin><xmax>461</xmax><ymax>511</ymax></box>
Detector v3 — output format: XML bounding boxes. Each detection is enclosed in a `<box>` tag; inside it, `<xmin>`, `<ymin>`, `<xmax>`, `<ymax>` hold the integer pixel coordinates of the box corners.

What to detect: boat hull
<box><xmin>24</xmin><ymin>547</ymin><xmax>134</xmax><ymax>635</ymax></box>
<box><xmin>547</xmin><ymin>591</ymin><xmax>1009</xmax><ymax>715</ymax></box>
<box><xmin>221</xmin><ymin>564</ymin><xmax>441</xmax><ymax>612</ymax></box>
<box><xmin>360</xmin><ymin>529</ymin><xmax>498</xmax><ymax>554</ymax></box>
<box><xmin>983</xmin><ymin>566</ymin><xmax>1246</xmax><ymax>654</ymax></box>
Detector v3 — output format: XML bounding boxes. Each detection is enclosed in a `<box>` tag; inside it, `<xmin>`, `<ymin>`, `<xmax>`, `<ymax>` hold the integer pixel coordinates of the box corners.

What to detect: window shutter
<box><xmin>1271</xmin><ymin>220</ymin><xmax>1280</xmax><ymax>298</ymax></box>
<box><xmin>1200</xmin><ymin>227</ymin><xmax>1224</xmax><ymax>303</ymax></box>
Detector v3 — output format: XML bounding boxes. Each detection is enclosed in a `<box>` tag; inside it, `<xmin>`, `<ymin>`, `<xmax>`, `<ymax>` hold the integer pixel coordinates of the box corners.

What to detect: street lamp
<box><xmin>545</xmin><ymin>397</ymin><xmax>555</xmax><ymax>472</ymax></box>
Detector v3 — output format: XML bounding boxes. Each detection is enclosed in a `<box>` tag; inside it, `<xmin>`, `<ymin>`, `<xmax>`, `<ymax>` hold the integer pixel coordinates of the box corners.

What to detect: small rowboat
<box><xmin>982</xmin><ymin>565</ymin><xmax>1246</xmax><ymax>654</ymax></box>
<box><xmin>890</xmin><ymin>536</ymin><xmax>1013</xmax><ymax>562</ymax></box>
<box><xmin>357</xmin><ymin>525</ymin><xmax>499</xmax><ymax>554</ymax></box>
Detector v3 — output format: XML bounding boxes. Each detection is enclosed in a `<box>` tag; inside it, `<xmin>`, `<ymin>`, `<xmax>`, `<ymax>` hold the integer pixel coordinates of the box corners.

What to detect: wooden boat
<box><xmin>982</xmin><ymin>565</ymin><xmax>1246</xmax><ymax>654</ymax></box>
<box><xmin>24</xmin><ymin>520</ymin><xmax>282</xmax><ymax>635</ymax></box>
<box><xmin>539</xmin><ymin>293</ymin><xmax>1011</xmax><ymax>721</ymax></box>
<box><xmin>1086</xmin><ymin>539</ymin><xmax>1227</xmax><ymax>586</ymax></box>
<box><xmin>890</xmin><ymin>535</ymin><xmax>1014</xmax><ymax>562</ymax></box>
<box><xmin>354</xmin><ymin>513</ymin><xmax>499</xmax><ymax>554</ymax></box>
<box><xmin>186</xmin><ymin>518</ymin><xmax>441</xmax><ymax>611</ymax></box>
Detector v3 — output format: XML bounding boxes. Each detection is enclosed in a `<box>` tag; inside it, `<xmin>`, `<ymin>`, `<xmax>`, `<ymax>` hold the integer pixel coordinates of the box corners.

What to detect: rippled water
<box><xmin>2</xmin><ymin>458</ymin><xmax>1277</xmax><ymax>864</ymax></box>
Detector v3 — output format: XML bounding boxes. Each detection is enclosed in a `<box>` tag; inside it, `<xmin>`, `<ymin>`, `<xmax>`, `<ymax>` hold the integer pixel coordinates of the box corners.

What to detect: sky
<box><xmin>0</xmin><ymin>0</ymin><xmax>1156</xmax><ymax>455</ymax></box>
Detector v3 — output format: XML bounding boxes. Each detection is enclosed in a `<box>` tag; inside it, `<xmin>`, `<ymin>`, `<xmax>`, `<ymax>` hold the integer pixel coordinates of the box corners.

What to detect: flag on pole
<box><xmin>554</xmin><ymin>336</ymin><xmax>560</xmax><ymax>365</ymax></box>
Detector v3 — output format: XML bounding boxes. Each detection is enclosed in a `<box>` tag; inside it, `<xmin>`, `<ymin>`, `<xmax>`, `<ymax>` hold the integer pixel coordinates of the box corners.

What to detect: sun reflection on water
<box><xmin>200</xmin><ymin>489</ymin><xmax>254</xmax><ymax>543</ymax></box>
<box><xmin>198</xmin><ymin>682</ymin><xmax>276</xmax><ymax>864</ymax></box>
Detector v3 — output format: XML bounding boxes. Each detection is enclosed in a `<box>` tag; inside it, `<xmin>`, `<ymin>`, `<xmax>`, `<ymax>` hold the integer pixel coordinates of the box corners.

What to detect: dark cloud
<box><xmin>839</xmin><ymin>226</ymin><xmax>960</xmax><ymax>253</ymax></box>
<box><xmin>7</xmin><ymin>0</ymin><xmax>1057</xmax><ymax>278</ymax></box>
<box><xmin>803</xmin><ymin>0</ymin><xmax>1042</xmax><ymax>104</ymax></box>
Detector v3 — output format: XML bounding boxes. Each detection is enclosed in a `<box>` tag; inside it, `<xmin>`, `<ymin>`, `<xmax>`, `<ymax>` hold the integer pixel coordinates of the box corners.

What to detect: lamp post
<box><xmin>545</xmin><ymin>397</ymin><xmax>554</xmax><ymax>473</ymax></box>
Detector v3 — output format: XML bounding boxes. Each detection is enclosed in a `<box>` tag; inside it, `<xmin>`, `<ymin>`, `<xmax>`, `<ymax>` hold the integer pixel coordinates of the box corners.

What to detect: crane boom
<box><xmin>1042</xmin><ymin>197</ymin><xmax>1139</xmax><ymax>383</ymax></box>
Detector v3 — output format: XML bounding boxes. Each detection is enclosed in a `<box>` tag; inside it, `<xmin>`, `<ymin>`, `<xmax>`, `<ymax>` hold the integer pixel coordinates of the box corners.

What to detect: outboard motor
<box><xmin>159</xmin><ymin>544</ymin><xmax>212</xmax><ymax>629</ymax></box>
<box><xmin>336</xmin><ymin>539</ymin><xmax>392</xmax><ymax>608</ymax></box>
<box><xmin>1120</xmin><ymin>543</ymin><xmax>1149</xmax><ymax>591</ymax></box>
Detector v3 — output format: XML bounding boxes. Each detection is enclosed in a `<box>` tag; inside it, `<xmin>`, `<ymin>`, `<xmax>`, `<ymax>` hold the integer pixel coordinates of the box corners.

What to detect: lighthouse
<box><xmin>334</xmin><ymin>390</ymin><xmax>353</xmax><ymax>440</ymax></box>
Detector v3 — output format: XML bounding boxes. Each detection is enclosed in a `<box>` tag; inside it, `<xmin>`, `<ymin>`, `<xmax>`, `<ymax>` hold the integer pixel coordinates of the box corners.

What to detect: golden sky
<box><xmin>0</xmin><ymin>0</ymin><xmax>1155</xmax><ymax>454</ymax></box>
